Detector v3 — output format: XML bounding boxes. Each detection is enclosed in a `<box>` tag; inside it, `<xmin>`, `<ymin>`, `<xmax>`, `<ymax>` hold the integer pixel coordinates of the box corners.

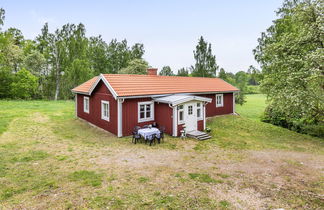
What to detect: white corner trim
<box><xmin>137</xmin><ymin>101</ymin><xmax>154</xmax><ymax>123</ymax></box>
<box><xmin>233</xmin><ymin>92</ymin><xmax>236</xmax><ymax>114</ymax></box>
<box><xmin>88</xmin><ymin>74</ymin><xmax>118</xmax><ymax>99</ymax></box>
<box><xmin>203</xmin><ymin>103</ymin><xmax>206</xmax><ymax>130</ymax></box>
<box><xmin>173</xmin><ymin>106</ymin><xmax>178</xmax><ymax>137</ymax></box>
<box><xmin>197</xmin><ymin>102</ymin><xmax>203</xmax><ymax>120</ymax></box>
<box><xmin>117</xmin><ymin>98</ymin><xmax>124</xmax><ymax>137</ymax></box>
<box><xmin>75</xmin><ymin>95</ymin><xmax>78</xmax><ymax>117</ymax></box>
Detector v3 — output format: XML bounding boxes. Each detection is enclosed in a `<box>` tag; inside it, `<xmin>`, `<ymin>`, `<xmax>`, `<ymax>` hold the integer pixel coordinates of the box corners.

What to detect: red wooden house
<box><xmin>72</xmin><ymin>68</ymin><xmax>239</xmax><ymax>137</ymax></box>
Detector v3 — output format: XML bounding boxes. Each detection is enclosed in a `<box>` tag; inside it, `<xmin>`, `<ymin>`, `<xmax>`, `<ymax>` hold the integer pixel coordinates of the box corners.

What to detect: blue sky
<box><xmin>2</xmin><ymin>0</ymin><xmax>282</xmax><ymax>73</ymax></box>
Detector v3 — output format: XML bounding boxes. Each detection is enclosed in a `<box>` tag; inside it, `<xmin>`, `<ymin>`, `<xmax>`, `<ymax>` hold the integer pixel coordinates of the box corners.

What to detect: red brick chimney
<box><xmin>147</xmin><ymin>68</ymin><xmax>158</xmax><ymax>76</ymax></box>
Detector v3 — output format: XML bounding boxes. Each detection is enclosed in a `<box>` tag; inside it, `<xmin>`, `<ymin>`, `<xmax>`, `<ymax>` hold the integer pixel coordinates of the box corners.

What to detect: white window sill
<box><xmin>138</xmin><ymin>118</ymin><xmax>154</xmax><ymax>123</ymax></box>
<box><xmin>101</xmin><ymin>117</ymin><xmax>109</xmax><ymax>122</ymax></box>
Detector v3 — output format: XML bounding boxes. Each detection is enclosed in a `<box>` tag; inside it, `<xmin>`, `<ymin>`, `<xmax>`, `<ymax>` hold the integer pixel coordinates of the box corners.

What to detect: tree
<box><xmin>10</xmin><ymin>68</ymin><xmax>38</xmax><ymax>99</ymax></box>
<box><xmin>218</xmin><ymin>68</ymin><xmax>227</xmax><ymax>80</ymax></box>
<box><xmin>88</xmin><ymin>36</ymin><xmax>110</xmax><ymax>75</ymax></box>
<box><xmin>253</xmin><ymin>0</ymin><xmax>324</xmax><ymax>135</ymax></box>
<box><xmin>247</xmin><ymin>65</ymin><xmax>262</xmax><ymax>85</ymax></box>
<box><xmin>191</xmin><ymin>36</ymin><xmax>218</xmax><ymax>77</ymax></box>
<box><xmin>177</xmin><ymin>67</ymin><xmax>189</xmax><ymax>76</ymax></box>
<box><xmin>159</xmin><ymin>66</ymin><xmax>174</xmax><ymax>76</ymax></box>
<box><xmin>107</xmin><ymin>39</ymin><xmax>145</xmax><ymax>74</ymax></box>
<box><xmin>119</xmin><ymin>59</ymin><xmax>148</xmax><ymax>75</ymax></box>
<box><xmin>0</xmin><ymin>8</ymin><xmax>4</xmax><ymax>31</ymax></box>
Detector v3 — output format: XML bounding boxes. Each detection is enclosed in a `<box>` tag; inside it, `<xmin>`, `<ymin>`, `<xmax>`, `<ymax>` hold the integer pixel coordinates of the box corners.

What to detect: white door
<box><xmin>185</xmin><ymin>103</ymin><xmax>197</xmax><ymax>131</ymax></box>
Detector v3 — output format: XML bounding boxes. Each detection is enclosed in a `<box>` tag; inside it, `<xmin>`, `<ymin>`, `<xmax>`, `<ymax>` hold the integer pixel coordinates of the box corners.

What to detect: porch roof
<box><xmin>153</xmin><ymin>95</ymin><xmax>212</xmax><ymax>106</ymax></box>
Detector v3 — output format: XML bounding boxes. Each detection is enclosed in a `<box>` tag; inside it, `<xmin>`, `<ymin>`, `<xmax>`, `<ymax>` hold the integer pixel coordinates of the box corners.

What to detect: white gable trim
<box><xmin>88</xmin><ymin>74</ymin><xmax>118</xmax><ymax>99</ymax></box>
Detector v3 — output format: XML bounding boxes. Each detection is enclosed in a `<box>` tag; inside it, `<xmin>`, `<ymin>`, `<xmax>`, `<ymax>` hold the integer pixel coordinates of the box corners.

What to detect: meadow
<box><xmin>0</xmin><ymin>95</ymin><xmax>323</xmax><ymax>209</ymax></box>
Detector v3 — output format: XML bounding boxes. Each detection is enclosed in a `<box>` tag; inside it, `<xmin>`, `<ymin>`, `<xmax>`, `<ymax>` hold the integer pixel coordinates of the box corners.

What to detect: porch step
<box><xmin>186</xmin><ymin>130</ymin><xmax>211</xmax><ymax>140</ymax></box>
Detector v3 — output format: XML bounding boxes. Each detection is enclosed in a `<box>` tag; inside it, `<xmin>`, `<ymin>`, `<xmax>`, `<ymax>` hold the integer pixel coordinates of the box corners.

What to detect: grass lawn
<box><xmin>0</xmin><ymin>97</ymin><xmax>323</xmax><ymax>209</ymax></box>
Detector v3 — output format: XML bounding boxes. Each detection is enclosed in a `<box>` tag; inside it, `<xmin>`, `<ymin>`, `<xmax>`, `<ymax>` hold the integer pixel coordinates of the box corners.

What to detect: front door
<box><xmin>185</xmin><ymin>102</ymin><xmax>197</xmax><ymax>132</ymax></box>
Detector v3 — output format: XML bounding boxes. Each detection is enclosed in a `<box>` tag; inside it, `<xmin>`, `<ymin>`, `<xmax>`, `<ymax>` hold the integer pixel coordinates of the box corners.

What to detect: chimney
<box><xmin>147</xmin><ymin>68</ymin><xmax>158</xmax><ymax>76</ymax></box>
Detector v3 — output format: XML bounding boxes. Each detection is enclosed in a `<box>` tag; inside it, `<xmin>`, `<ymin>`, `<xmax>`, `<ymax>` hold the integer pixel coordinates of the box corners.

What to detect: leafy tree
<box><xmin>5</xmin><ymin>28</ymin><xmax>24</xmax><ymax>46</ymax></box>
<box><xmin>0</xmin><ymin>67</ymin><xmax>13</xmax><ymax>98</ymax></box>
<box><xmin>191</xmin><ymin>36</ymin><xmax>218</xmax><ymax>77</ymax></box>
<box><xmin>177</xmin><ymin>67</ymin><xmax>189</xmax><ymax>76</ymax></box>
<box><xmin>247</xmin><ymin>65</ymin><xmax>262</xmax><ymax>85</ymax></box>
<box><xmin>218</xmin><ymin>68</ymin><xmax>227</xmax><ymax>80</ymax></box>
<box><xmin>88</xmin><ymin>36</ymin><xmax>110</xmax><ymax>75</ymax></box>
<box><xmin>10</xmin><ymin>68</ymin><xmax>38</xmax><ymax>99</ymax></box>
<box><xmin>0</xmin><ymin>8</ymin><xmax>4</xmax><ymax>31</ymax></box>
<box><xmin>159</xmin><ymin>66</ymin><xmax>174</xmax><ymax>76</ymax></box>
<box><xmin>254</xmin><ymin>0</ymin><xmax>324</xmax><ymax>136</ymax></box>
<box><xmin>119</xmin><ymin>59</ymin><xmax>148</xmax><ymax>75</ymax></box>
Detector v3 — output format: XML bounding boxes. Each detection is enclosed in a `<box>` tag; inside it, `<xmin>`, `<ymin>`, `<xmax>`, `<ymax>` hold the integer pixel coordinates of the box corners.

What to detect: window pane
<box><xmin>146</xmin><ymin>104</ymin><xmax>151</xmax><ymax>111</ymax></box>
<box><xmin>140</xmin><ymin>105</ymin><xmax>145</xmax><ymax>112</ymax></box>
<box><xmin>188</xmin><ymin>105</ymin><xmax>193</xmax><ymax>115</ymax></box>
<box><xmin>179</xmin><ymin>111</ymin><xmax>183</xmax><ymax>121</ymax></box>
<box><xmin>197</xmin><ymin>103</ymin><xmax>200</xmax><ymax>107</ymax></box>
<box><xmin>179</xmin><ymin>105</ymin><xmax>183</xmax><ymax>110</ymax></box>
<box><xmin>197</xmin><ymin>109</ymin><xmax>201</xmax><ymax>118</ymax></box>
<box><xmin>140</xmin><ymin>112</ymin><xmax>145</xmax><ymax>119</ymax></box>
<box><xmin>146</xmin><ymin>111</ymin><xmax>151</xmax><ymax>118</ymax></box>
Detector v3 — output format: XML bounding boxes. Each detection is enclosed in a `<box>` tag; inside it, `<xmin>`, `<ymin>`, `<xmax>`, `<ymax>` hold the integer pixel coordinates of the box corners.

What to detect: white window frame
<box><xmin>216</xmin><ymin>94</ymin><xmax>224</xmax><ymax>107</ymax></box>
<box><xmin>178</xmin><ymin>104</ymin><xmax>185</xmax><ymax>124</ymax></box>
<box><xmin>138</xmin><ymin>101</ymin><xmax>154</xmax><ymax>123</ymax></box>
<box><xmin>197</xmin><ymin>102</ymin><xmax>203</xmax><ymax>120</ymax></box>
<box><xmin>83</xmin><ymin>96</ymin><xmax>89</xmax><ymax>113</ymax></box>
<box><xmin>101</xmin><ymin>100</ymin><xmax>110</xmax><ymax>121</ymax></box>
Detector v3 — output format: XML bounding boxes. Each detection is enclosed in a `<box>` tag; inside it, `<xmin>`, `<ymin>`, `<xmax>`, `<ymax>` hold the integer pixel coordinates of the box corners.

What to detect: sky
<box><xmin>1</xmin><ymin>0</ymin><xmax>282</xmax><ymax>73</ymax></box>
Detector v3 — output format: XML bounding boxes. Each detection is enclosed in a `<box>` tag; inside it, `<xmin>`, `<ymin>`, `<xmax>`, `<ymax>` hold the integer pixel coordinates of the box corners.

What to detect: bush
<box><xmin>262</xmin><ymin>104</ymin><xmax>324</xmax><ymax>138</ymax></box>
<box><xmin>10</xmin><ymin>68</ymin><xmax>38</xmax><ymax>99</ymax></box>
<box><xmin>301</xmin><ymin>124</ymin><xmax>324</xmax><ymax>138</ymax></box>
<box><xmin>246</xmin><ymin>85</ymin><xmax>261</xmax><ymax>94</ymax></box>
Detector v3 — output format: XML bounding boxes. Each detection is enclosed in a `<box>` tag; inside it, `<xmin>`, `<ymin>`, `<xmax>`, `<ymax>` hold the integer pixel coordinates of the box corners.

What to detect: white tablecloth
<box><xmin>138</xmin><ymin>128</ymin><xmax>160</xmax><ymax>140</ymax></box>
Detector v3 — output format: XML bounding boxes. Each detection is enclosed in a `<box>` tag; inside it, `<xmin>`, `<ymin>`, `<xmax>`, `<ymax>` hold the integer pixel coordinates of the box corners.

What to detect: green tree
<box><xmin>191</xmin><ymin>36</ymin><xmax>218</xmax><ymax>77</ymax></box>
<box><xmin>0</xmin><ymin>8</ymin><xmax>4</xmax><ymax>31</ymax></box>
<box><xmin>119</xmin><ymin>59</ymin><xmax>149</xmax><ymax>75</ymax></box>
<box><xmin>159</xmin><ymin>66</ymin><xmax>174</xmax><ymax>76</ymax></box>
<box><xmin>177</xmin><ymin>67</ymin><xmax>189</xmax><ymax>76</ymax></box>
<box><xmin>88</xmin><ymin>36</ymin><xmax>110</xmax><ymax>75</ymax></box>
<box><xmin>254</xmin><ymin>0</ymin><xmax>324</xmax><ymax>135</ymax></box>
<box><xmin>10</xmin><ymin>68</ymin><xmax>38</xmax><ymax>99</ymax></box>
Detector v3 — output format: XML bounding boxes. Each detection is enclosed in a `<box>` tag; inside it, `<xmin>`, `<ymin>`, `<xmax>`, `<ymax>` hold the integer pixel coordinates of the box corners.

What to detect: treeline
<box><xmin>254</xmin><ymin>0</ymin><xmax>323</xmax><ymax>137</ymax></box>
<box><xmin>0</xmin><ymin>8</ymin><xmax>146</xmax><ymax>100</ymax></box>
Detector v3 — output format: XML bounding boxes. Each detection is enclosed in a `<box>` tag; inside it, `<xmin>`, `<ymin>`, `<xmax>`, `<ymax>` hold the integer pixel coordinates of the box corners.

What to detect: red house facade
<box><xmin>72</xmin><ymin>69</ymin><xmax>239</xmax><ymax>137</ymax></box>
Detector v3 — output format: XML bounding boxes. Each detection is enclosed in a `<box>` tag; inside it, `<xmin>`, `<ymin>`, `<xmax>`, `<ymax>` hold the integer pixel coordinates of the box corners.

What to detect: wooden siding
<box><xmin>122</xmin><ymin>98</ymin><xmax>173</xmax><ymax>136</ymax></box>
<box><xmin>198</xmin><ymin>93</ymin><xmax>233</xmax><ymax>117</ymax></box>
<box><xmin>77</xmin><ymin>81</ymin><xmax>118</xmax><ymax>135</ymax></box>
<box><xmin>155</xmin><ymin>103</ymin><xmax>173</xmax><ymax>136</ymax></box>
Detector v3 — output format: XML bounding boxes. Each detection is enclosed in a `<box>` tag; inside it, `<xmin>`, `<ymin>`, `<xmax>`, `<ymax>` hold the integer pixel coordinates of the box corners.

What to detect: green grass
<box><xmin>188</xmin><ymin>173</ymin><xmax>223</xmax><ymax>183</ymax></box>
<box><xmin>236</xmin><ymin>94</ymin><xmax>267</xmax><ymax>120</ymax></box>
<box><xmin>196</xmin><ymin>94</ymin><xmax>324</xmax><ymax>152</ymax></box>
<box><xmin>0</xmin><ymin>98</ymin><xmax>323</xmax><ymax>209</ymax></box>
<box><xmin>68</xmin><ymin>170</ymin><xmax>103</xmax><ymax>187</ymax></box>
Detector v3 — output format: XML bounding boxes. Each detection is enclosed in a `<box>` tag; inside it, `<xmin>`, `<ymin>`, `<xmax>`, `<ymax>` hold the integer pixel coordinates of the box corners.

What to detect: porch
<box><xmin>154</xmin><ymin>95</ymin><xmax>212</xmax><ymax>137</ymax></box>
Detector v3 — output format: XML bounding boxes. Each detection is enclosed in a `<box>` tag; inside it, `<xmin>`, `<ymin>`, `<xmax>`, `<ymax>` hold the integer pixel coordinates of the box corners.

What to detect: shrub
<box><xmin>10</xmin><ymin>68</ymin><xmax>38</xmax><ymax>99</ymax></box>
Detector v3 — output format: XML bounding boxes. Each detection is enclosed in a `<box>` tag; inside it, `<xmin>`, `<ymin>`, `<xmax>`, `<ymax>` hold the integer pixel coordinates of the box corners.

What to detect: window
<box><xmin>197</xmin><ymin>102</ymin><xmax>203</xmax><ymax>120</ymax></box>
<box><xmin>178</xmin><ymin>105</ymin><xmax>184</xmax><ymax>124</ymax></box>
<box><xmin>101</xmin><ymin>101</ymin><xmax>109</xmax><ymax>121</ymax></box>
<box><xmin>188</xmin><ymin>105</ymin><xmax>193</xmax><ymax>115</ymax></box>
<box><xmin>138</xmin><ymin>101</ymin><xmax>154</xmax><ymax>122</ymax></box>
<box><xmin>84</xmin><ymin>96</ymin><xmax>89</xmax><ymax>113</ymax></box>
<box><xmin>216</xmin><ymin>94</ymin><xmax>224</xmax><ymax>107</ymax></box>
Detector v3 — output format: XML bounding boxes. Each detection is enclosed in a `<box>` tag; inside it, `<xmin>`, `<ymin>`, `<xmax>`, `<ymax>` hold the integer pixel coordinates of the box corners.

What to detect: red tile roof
<box><xmin>72</xmin><ymin>74</ymin><xmax>239</xmax><ymax>97</ymax></box>
<box><xmin>72</xmin><ymin>76</ymin><xmax>98</xmax><ymax>93</ymax></box>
